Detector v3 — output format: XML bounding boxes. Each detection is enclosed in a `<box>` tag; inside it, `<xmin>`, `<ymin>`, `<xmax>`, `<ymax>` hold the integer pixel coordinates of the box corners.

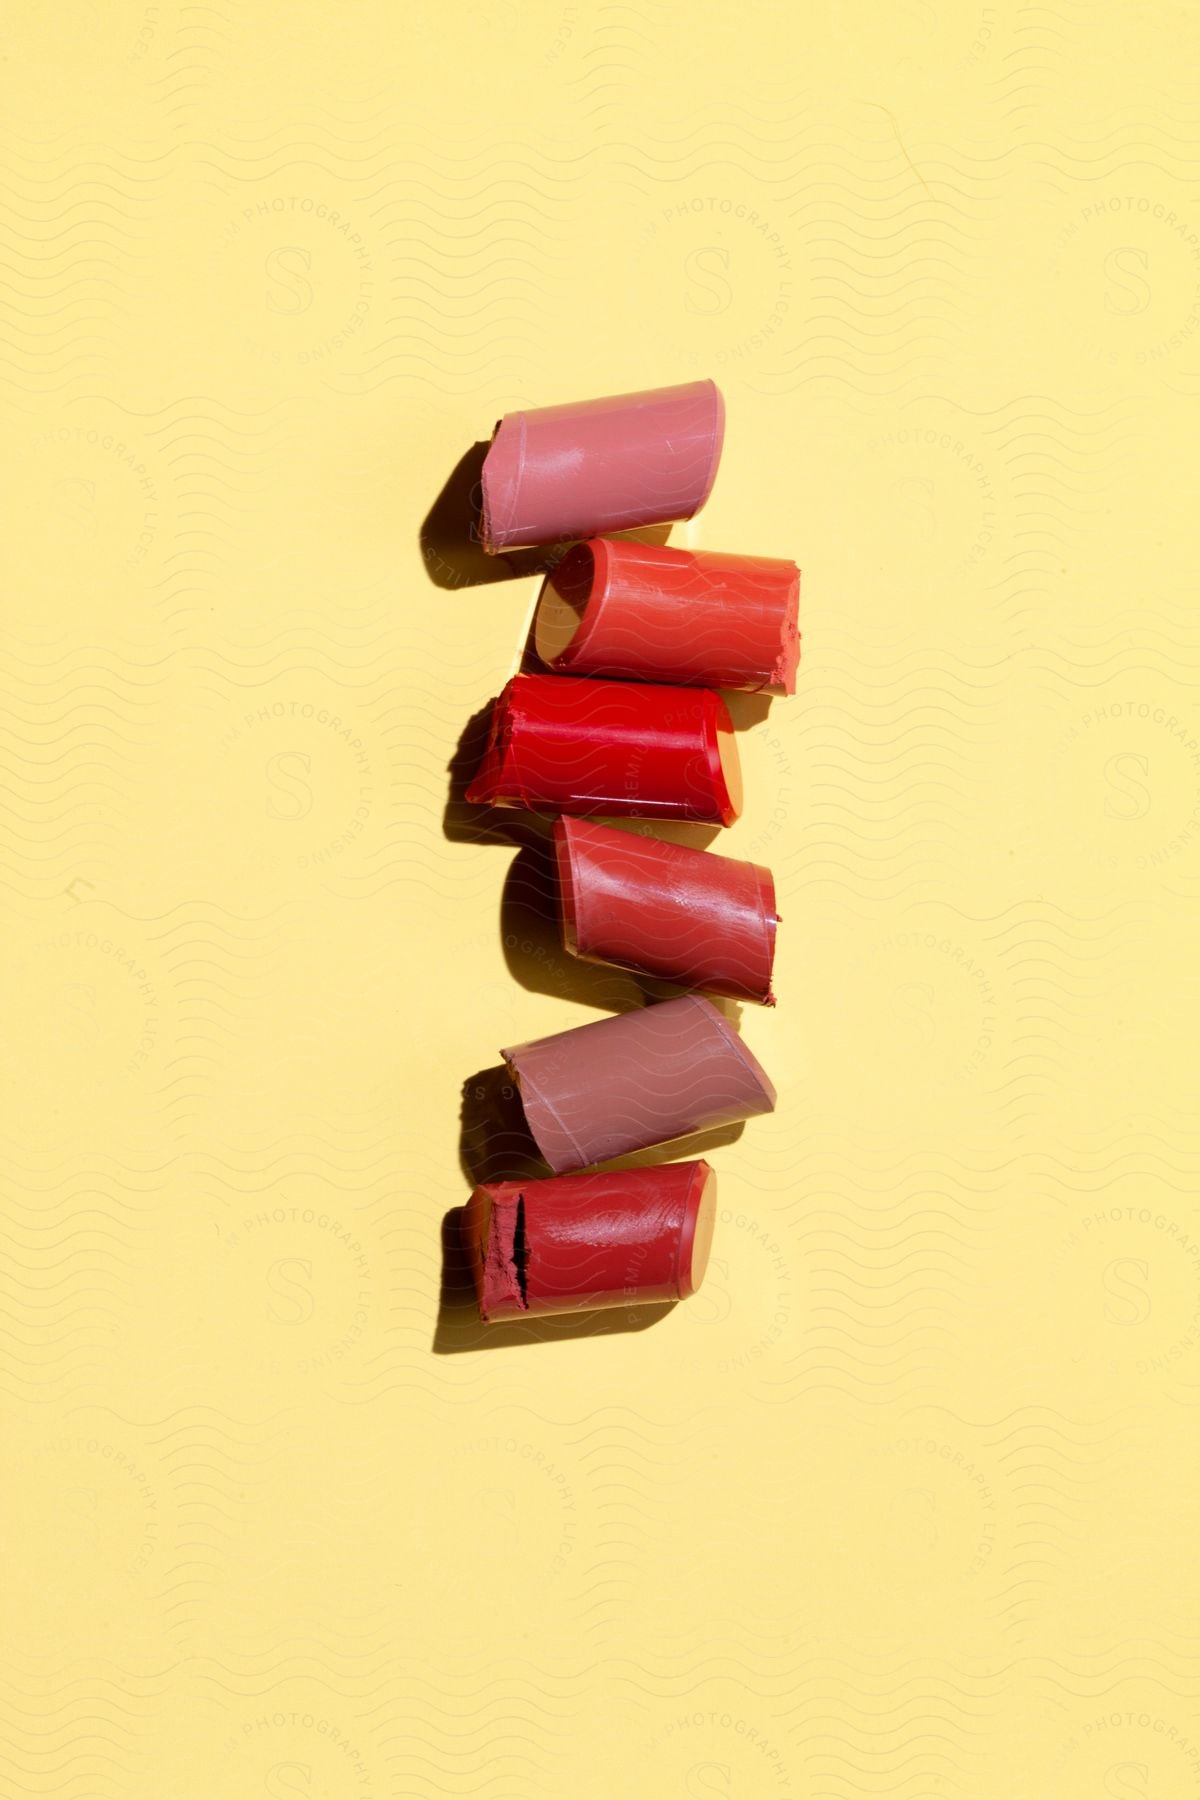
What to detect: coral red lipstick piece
<box><xmin>536</xmin><ymin>537</ymin><xmax>801</xmax><ymax>694</ymax></box>
<box><xmin>500</xmin><ymin>992</ymin><xmax>776</xmax><ymax>1174</ymax></box>
<box><xmin>554</xmin><ymin>816</ymin><xmax>779</xmax><ymax>1005</ymax></box>
<box><xmin>480</xmin><ymin>379</ymin><xmax>725</xmax><ymax>553</ymax></box>
<box><xmin>464</xmin><ymin>1160</ymin><xmax>717</xmax><ymax>1322</ymax></box>
<box><xmin>464</xmin><ymin>672</ymin><xmax>742</xmax><ymax>825</ymax></box>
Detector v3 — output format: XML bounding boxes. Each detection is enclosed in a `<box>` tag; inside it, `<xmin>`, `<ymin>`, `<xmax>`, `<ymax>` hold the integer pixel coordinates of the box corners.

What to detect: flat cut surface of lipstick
<box><xmin>500</xmin><ymin>992</ymin><xmax>776</xmax><ymax>1173</ymax></box>
<box><xmin>463</xmin><ymin>1160</ymin><xmax>716</xmax><ymax>1321</ymax></box>
<box><xmin>554</xmin><ymin>816</ymin><xmax>779</xmax><ymax>1004</ymax></box>
<box><xmin>463</xmin><ymin>673</ymin><xmax>742</xmax><ymax>825</ymax></box>
<box><xmin>479</xmin><ymin>379</ymin><xmax>724</xmax><ymax>552</ymax></box>
<box><xmin>537</xmin><ymin>537</ymin><xmax>801</xmax><ymax>694</ymax></box>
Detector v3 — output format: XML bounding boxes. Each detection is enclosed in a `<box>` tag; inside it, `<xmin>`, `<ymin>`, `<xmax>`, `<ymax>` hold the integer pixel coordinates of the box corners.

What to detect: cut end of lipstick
<box><xmin>479</xmin><ymin>414</ymin><xmax>522</xmax><ymax>555</ymax></box>
<box><xmin>690</xmin><ymin>379</ymin><xmax>726</xmax><ymax>520</ymax></box>
<box><xmin>497</xmin><ymin>1045</ymin><xmax>585</xmax><ymax>1175</ymax></box>
<box><xmin>463</xmin><ymin>690</ymin><xmax>512</xmax><ymax>807</ymax></box>
<box><xmin>677</xmin><ymin>1162</ymin><xmax>718</xmax><ymax>1299</ymax></box>
<box><xmin>535</xmin><ymin>542</ymin><xmax>596</xmax><ymax>667</ymax></box>
<box><xmin>465</xmin><ymin>1184</ymin><xmax>530</xmax><ymax>1321</ymax></box>
<box><xmin>755</xmin><ymin>864</ymin><xmax>779</xmax><ymax>1007</ymax></box>
<box><xmin>714</xmin><ymin>704</ymin><xmax>743</xmax><ymax>824</ymax></box>
<box><xmin>766</xmin><ymin>566</ymin><xmax>801</xmax><ymax>695</ymax></box>
<box><xmin>688</xmin><ymin>992</ymin><xmax>778</xmax><ymax>1113</ymax></box>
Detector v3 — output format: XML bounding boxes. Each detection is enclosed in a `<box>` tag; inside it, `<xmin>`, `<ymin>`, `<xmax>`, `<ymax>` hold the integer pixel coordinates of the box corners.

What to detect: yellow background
<box><xmin>2</xmin><ymin>1</ymin><xmax>1198</xmax><ymax>1794</ymax></box>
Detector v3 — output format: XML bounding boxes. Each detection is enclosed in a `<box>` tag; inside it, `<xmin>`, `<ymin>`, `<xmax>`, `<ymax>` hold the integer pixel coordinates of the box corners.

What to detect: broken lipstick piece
<box><xmin>500</xmin><ymin>992</ymin><xmax>776</xmax><ymax>1174</ymax></box>
<box><xmin>464</xmin><ymin>1159</ymin><xmax>717</xmax><ymax>1322</ymax></box>
<box><xmin>554</xmin><ymin>816</ymin><xmax>779</xmax><ymax>1005</ymax></box>
<box><xmin>536</xmin><ymin>538</ymin><xmax>801</xmax><ymax>694</ymax></box>
<box><xmin>479</xmin><ymin>379</ymin><xmax>724</xmax><ymax>554</ymax></box>
<box><xmin>464</xmin><ymin>672</ymin><xmax>742</xmax><ymax>825</ymax></box>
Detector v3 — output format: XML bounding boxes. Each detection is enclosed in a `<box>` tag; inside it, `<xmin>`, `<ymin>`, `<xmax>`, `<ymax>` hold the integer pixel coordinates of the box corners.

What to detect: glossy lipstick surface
<box><xmin>464</xmin><ymin>1160</ymin><xmax>717</xmax><ymax>1321</ymax></box>
<box><xmin>554</xmin><ymin>816</ymin><xmax>778</xmax><ymax>1005</ymax></box>
<box><xmin>463</xmin><ymin>673</ymin><xmax>742</xmax><ymax>825</ymax></box>
<box><xmin>479</xmin><ymin>380</ymin><xmax>725</xmax><ymax>552</ymax></box>
<box><xmin>536</xmin><ymin>538</ymin><xmax>801</xmax><ymax>694</ymax></box>
<box><xmin>500</xmin><ymin>992</ymin><xmax>776</xmax><ymax>1173</ymax></box>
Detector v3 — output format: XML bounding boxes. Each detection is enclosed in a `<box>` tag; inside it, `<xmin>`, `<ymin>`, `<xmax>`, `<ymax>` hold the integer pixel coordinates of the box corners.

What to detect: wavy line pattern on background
<box><xmin>1</xmin><ymin>3</ymin><xmax>1198</xmax><ymax>1798</ymax></box>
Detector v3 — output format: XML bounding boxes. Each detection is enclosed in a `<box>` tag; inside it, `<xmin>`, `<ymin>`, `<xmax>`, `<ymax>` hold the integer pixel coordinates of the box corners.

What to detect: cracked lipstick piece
<box><xmin>464</xmin><ymin>1160</ymin><xmax>717</xmax><ymax>1322</ymax></box>
<box><xmin>464</xmin><ymin>673</ymin><xmax>742</xmax><ymax>825</ymax></box>
<box><xmin>536</xmin><ymin>538</ymin><xmax>801</xmax><ymax>694</ymax></box>
<box><xmin>500</xmin><ymin>992</ymin><xmax>776</xmax><ymax>1174</ymax></box>
<box><xmin>479</xmin><ymin>379</ymin><xmax>725</xmax><ymax>553</ymax></box>
<box><xmin>554</xmin><ymin>816</ymin><xmax>779</xmax><ymax>1005</ymax></box>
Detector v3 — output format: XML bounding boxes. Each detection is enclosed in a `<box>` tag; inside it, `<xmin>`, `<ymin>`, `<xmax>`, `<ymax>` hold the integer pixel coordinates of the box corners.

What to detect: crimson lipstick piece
<box><xmin>464</xmin><ymin>673</ymin><xmax>742</xmax><ymax>825</ymax></box>
<box><xmin>464</xmin><ymin>1160</ymin><xmax>717</xmax><ymax>1322</ymax></box>
<box><xmin>500</xmin><ymin>992</ymin><xmax>776</xmax><ymax>1174</ymax></box>
<box><xmin>536</xmin><ymin>538</ymin><xmax>801</xmax><ymax>694</ymax></box>
<box><xmin>554</xmin><ymin>816</ymin><xmax>778</xmax><ymax>1005</ymax></box>
<box><xmin>479</xmin><ymin>380</ymin><xmax>725</xmax><ymax>553</ymax></box>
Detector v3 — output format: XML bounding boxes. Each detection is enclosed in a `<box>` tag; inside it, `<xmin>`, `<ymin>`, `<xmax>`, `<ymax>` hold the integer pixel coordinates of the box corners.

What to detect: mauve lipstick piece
<box><xmin>554</xmin><ymin>817</ymin><xmax>779</xmax><ymax>1006</ymax></box>
<box><xmin>500</xmin><ymin>993</ymin><xmax>776</xmax><ymax>1174</ymax></box>
<box><xmin>479</xmin><ymin>379</ymin><xmax>725</xmax><ymax>553</ymax></box>
<box><xmin>536</xmin><ymin>538</ymin><xmax>801</xmax><ymax>694</ymax></box>
<box><xmin>463</xmin><ymin>672</ymin><xmax>742</xmax><ymax>825</ymax></box>
<box><xmin>463</xmin><ymin>1160</ymin><xmax>717</xmax><ymax>1322</ymax></box>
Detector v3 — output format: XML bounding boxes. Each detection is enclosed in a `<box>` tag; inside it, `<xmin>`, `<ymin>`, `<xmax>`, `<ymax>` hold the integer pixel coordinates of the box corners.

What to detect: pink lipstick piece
<box><xmin>536</xmin><ymin>537</ymin><xmax>800</xmax><ymax>694</ymax></box>
<box><xmin>479</xmin><ymin>380</ymin><xmax>725</xmax><ymax>553</ymax></box>
<box><xmin>554</xmin><ymin>816</ymin><xmax>779</xmax><ymax>1005</ymax></box>
<box><xmin>464</xmin><ymin>1159</ymin><xmax>717</xmax><ymax>1321</ymax></box>
<box><xmin>500</xmin><ymin>992</ymin><xmax>776</xmax><ymax>1174</ymax></box>
<box><xmin>463</xmin><ymin>672</ymin><xmax>743</xmax><ymax>825</ymax></box>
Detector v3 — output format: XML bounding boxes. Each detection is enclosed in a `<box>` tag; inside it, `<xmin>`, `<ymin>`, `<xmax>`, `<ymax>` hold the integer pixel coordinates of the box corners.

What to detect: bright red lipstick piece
<box><xmin>463</xmin><ymin>673</ymin><xmax>742</xmax><ymax>825</ymax></box>
<box><xmin>479</xmin><ymin>380</ymin><xmax>725</xmax><ymax>553</ymax></box>
<box><xmin>464</xmin><ymin>1159</ymin><xmax>717</xmax><ymax>1321</ymax></box>
<box><xmin>536</xmin><ymin>537</ymin><xmax>801</xmax><ymax>694</ymax></box>
<box><xmin>554</xmin><ymin>816</ymin><xmax>779</xmax><ymax>1005</ymax></box>
<box><xmin>500</xmin><ymin>992</ymin><xmax>776</xmax><ymax>1173</ymax></box>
